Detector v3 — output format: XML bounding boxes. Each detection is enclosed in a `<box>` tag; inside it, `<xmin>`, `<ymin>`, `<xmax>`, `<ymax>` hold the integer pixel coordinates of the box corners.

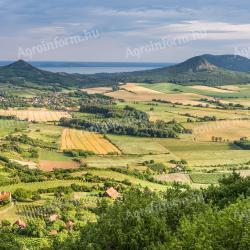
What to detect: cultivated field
<box><xmin>39</xmin><ymin>160</ymin><xmax>80</xmax><ymax>171</ymax></box>
<box><xmin>154</xmin><ymin>173</ymin><xmax>191</xmax><ymax>184</ymax></box>
<box><xmin>107</xmin><ymin>134</ymin><xmax>169</xmax><ymax>155</ymax></box>
<box><xmin>0</xmin><ymin>119</ymin><xmax>27</xmax><ymax>137</ymax></box>
<box><xmin>106</xmin><ymin>83</ymin><xmax>210</xmax><ymax>106</ymax></box>
<box><xmin>186</xmin><ymin>120</ymin><xmax>250</xmax><ymax>141</ymax></box>
<box><xmin>61</xmin><ymin>129</ymin><xmax>121</xmax><ymax>155</ymax></box>
<box><xmin>84</xmin><ymin>86</ymin><xmax>113</xmax><ymax>94</ymax></box>
<box><xmin>89</xmin><ymin>169</ymin><xmax>168</xmax><ymax>191</ymax></box>
<box><xmin>0</xmin><ymin>180</ymin><xmax>84</xmax><ymax>192</ymax></box>
<box><xmin>190</xmin><ymin>85</ymin><xmax>235</xmax><ymax>93</ymax></box>
<box><xmin>0</xmin><ymin>109</ymin><xmax>71</xmax><ymax>122</ymax></box>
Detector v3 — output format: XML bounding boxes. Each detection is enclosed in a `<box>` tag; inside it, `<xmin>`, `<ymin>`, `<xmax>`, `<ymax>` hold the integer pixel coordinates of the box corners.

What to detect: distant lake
<box><xmin>0</xmin><ymin>61</ymin><xmax>173</xmax><ymax>74</ymax></box>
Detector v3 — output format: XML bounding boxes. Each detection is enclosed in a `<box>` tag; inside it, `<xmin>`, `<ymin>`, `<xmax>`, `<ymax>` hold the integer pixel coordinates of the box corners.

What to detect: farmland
<box><xmin>0</xmin><ymin>119</ymin><xmax>28</xmax><ymax>137</ymax></box>
<box><xmin>61</xmin><ymin>128</ymin><xmax>121</xmax><ymax>154</ymax></box>
<box><xmin>186</xmin><ymin>120</ymin><xmax>250</xmax><ymax>141</ymax></box>
<box><xmin>0</xmin><ymin>180</ymin><xmax>85</xmax><ymax>192</ymax></box>
<box><xmin>0</xmin><ymin>109</ymin><xmax>71</xmax><ymax>122</ymax></box>
<box><xmin>0</xmin><ymin>80</ymin><xmax>250</xmax><ymax>248</ymax></box>
<box><xmin>106</xmin><ymin>83</ymin><xmax>209</xmax><ymax>106</ymax></box>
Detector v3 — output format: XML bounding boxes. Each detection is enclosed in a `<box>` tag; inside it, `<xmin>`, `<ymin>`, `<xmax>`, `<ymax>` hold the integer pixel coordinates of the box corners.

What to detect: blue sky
<box><xmin>1</xmin><ymin>0</ymin><xmax>250</xmax><ymax>62</ymax></box>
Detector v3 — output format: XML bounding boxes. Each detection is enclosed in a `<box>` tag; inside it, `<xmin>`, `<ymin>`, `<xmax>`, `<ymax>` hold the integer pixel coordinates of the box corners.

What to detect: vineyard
<box><xmin>0</xmin><ymin>180</ymin><xmax>84</xmax><ymax>192</ymax></box>
<box><xmin>16</xmin><ymin>204</ymin><xmax>51</xmax><ymax>220</ymax></box>
<box><xmin>0</xmin><ymin>109</ymin><xmax>71</xmax><ymax>122</ymax></box>
<box><xmin>61</xmin><ymin>128</ymin><xmax>121</xmax><ymax>155</ymax></box>
<box><xmin>189</xmin><ymin>173</ymin><xmax>230</xmax><ymax>184</ymax></box>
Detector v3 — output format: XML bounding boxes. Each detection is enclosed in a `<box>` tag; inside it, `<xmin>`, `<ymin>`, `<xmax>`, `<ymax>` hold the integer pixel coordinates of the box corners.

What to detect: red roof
<box><xmin>106</xmin><ymin>187</ymin><xmax>120</xmax><ymax>199</ymax></box>
<box><xmin>14</xmin><ymin>219</ymin><xmax>27</xmax><ymax>228</ymax></box>
<box><xmin>0</xmin><ymin>192</ymin><xmax>11</xmax><ymax>201</ymax></box>
<box><xmin>65</xmin><ymin>220</ymin><xmax>74</xmax><ymax>229</ymax></box>
<box><xmin>49</xmin><ymin>214</ymin><xmax>59</xmax><ymax>222</ymax></box>
<box><xmin>50</xmin><ymin>230</ymin><xmax>58</xmax><ymax>235</ymax></box>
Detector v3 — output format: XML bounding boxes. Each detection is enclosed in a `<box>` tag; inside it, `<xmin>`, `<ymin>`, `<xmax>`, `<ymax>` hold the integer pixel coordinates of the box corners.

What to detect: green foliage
<box><xmin>60</xmin><ymin>105</ymin><xmax>183</xmax><ymax>138</ymax></box>
<box><xmin>234</xmin><ymin>138</ymin><xmax>250</xmax><ymax>150</ymax></box>
<box><xmin>63</xmin><ymin>149</ymin><xmax>95</xmax><ymax>158</ymax></box>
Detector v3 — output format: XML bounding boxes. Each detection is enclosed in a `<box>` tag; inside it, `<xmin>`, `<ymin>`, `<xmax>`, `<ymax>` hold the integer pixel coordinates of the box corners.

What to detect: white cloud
<box><xmin>166</xmin><ymin>21</ymin><xmax>250</xmax><ymax>40</ymax></box>
<box><xmin>27</xmin><ymin>26</ymin><xmax>66</xmax><ymax>36</ymax></box>
<box><xmin>90</xmin><ymin>7</ymin><xmax>194</xmax><ymax>19</ymax></box>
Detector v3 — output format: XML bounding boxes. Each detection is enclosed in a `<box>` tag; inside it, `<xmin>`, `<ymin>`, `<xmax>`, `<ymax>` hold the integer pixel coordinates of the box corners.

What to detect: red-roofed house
<box><xmin>48</xmin><ymin>214</ymin><xmax>60</xmax><ymax>222</ymax></box>
<box><xmin>14</xmin><ymin>219</ymin><xmax>27</xmax><ymax>229</ymax></box>
<box><xmin>49</xmin><ymin>229</ymin><xmax>58</xmax><ymax>235</ymax></box>
<box><xmin>0</xmin><ymin>192</ymin><xmax>11</xmax><ymax>203</ymax></box>
<box><xmin>65</xmin><ymin>220</ymin><xmax>74</xmax><ymax>230</ymax></box>
<box><xmin>105</xmin><ymin>187</ymin><xmax>120</xmax><ymax>199</ymax></box>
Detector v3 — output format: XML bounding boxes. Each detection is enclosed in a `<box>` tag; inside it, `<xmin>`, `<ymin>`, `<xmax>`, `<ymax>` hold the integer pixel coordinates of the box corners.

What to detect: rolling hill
<box><xmin>102</xmin><ymin>55</ymin><xmax>250</xmax><ymax>86</ymax></box>
<box><xmin>0</xmin><ymin>60</ymin><xmax>111</xmax><ymax>89</ymax></box>
<box><xmin>1</xmin><ymin>55</ymin><xmax>250</xmax><ymax>89</ymax></box>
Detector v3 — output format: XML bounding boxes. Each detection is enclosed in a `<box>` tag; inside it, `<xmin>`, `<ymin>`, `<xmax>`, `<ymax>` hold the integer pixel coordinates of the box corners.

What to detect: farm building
<box><xmin>48</xmin><ymin>214</ymin><xmax>60</xmax><ymax>222</ymax></box>
<box><xmin>0</xmin><ymin>191</ymin><xmax>12</xmax><ymax>204</ymax></box>
<box><xmin>14</xmin><ymin>219</ymin><xmax>27</xmax><ymax>229</ymax></box>
<box><xmin>50</xmin><ymin>230</ymin><xmax>58</xmax><ymax>235</ymax></box>
<box><xmin>65</xmin><ymin>220</ymin><xmax>74</xmax><ymax>230</ymax></box>
<box><xmin>105</xmin><ymin>187</ymin><xmax>120</xmax><ymax>199</ymax></box>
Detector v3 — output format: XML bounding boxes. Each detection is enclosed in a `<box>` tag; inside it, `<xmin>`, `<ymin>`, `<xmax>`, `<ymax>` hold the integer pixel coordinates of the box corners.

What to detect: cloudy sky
<box><xmin>1</xmin><ymin>0</ymin><xmax>250</xmax><ymax>62</ymax></box>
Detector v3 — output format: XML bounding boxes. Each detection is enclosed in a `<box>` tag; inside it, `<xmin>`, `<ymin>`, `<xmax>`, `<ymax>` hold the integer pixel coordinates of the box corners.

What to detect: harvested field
<box><xmin>218</xmin><ymin>85</ymin><xmax>241</xmax><ymax>91</ymax></box>
<box><xmin>189</xmin><ymin>120</ymin><xmax>250</xmax><ymax>141</ymax></box>
<box><xmin>11</xmin><ymin>160</ymin><xmax>37</xmax><ymax>169</ymax></box>
<box><xmin>39</xmin><ymin>160</ymin><xmax>80</xmax><ymax>171</ymax></box>
<box><xmin>190</xmin><ymin>85</ymin><xmax>235</xmax><ymax>93</ymax></box>
<box><xmin>154</xmin><ymin>173</ymin><xmax>191</xmax><ymax>184</ymax></box>
<box><xmin>221</xmin><ymin>98</ymin><xmax>250</xmax><ymax>107</ymax></box>
<box><xmin>121</xmin><ymin>83</ymin><xmax>162</xmax><ymax>94</ymax></box>
<box><xmin>61</xmin><ymin>129</ymin><xmax>121</xmax><ymax>155</ymax></box>
<box><xmin>84</xmin><ymin>87</ymin><xmax>113</xmax><ymax>94</ymax></box>
<box><xmin>0</xmin><ymin>109</ymin><xmax>71</xmax><ymax>122</ymax></box>
<box><xmin>106</xmin><ymin>83</ymin><xmax>210</xmax><ymax>106</ymax></box>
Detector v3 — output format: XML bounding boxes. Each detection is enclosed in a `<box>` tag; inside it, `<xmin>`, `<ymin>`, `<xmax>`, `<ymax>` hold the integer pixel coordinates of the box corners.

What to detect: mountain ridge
<box><xmin>1</xmin><ymin>54</ymin><xmax>250</xmax><ymax>88</ymax></box>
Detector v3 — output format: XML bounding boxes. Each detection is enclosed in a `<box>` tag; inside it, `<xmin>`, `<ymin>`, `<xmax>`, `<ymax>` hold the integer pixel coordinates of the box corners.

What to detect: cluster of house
<box><xmin>2</xmin><ymin>187</ymin><xmax>120</xmax><ymax>234</ymax></box>
<box><xmin>13</xmin><ymin>213</ymin><xmax>74</xmax><ymax>235</ymax></box>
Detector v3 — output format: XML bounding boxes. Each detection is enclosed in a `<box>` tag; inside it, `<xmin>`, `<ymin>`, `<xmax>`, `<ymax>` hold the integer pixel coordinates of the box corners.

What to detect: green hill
<box><xmin>1</xmin><ymin>55</ymin><xmax>250</xmax><ymax>89</ymax></box>
<box><xmin>101</xmin><ymin>55</ymin><xmax>250</xmax><ymax>86</ymax></box>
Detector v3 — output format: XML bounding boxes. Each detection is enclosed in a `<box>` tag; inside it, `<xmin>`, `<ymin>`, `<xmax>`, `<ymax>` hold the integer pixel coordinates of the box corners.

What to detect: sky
<box><xmin>1</xmin><ymin>0</ymin><xmax>250</xmax><ymax>62</ymax></box>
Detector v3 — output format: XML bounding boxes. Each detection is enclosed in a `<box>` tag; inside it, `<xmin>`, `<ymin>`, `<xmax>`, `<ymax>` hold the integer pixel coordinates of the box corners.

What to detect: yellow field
<box><xmin>0</xmin><ymin>109</ymin><xmax>71</xmax><ymax>122</ymax></box>
<box><xmin>106</xmin><ymin>83</ymin><xmax>209</xmax><ymax>106</ymax></box>
<box><xmin>83</xmin><ymin>87</ymin><xmax>113</xmax><ymax>94</ymax></box>
<box><xmin>61</xmin><ymin>129</ymin><xmax>121</xmax><ymax>155</ymax></box>
<box><xmin>187</xmin><ymin>120</ymin><xmax>250</xmax><ymax>141</ymax></box>
<box><xmin>218</xmin><ymin>85</ymin><xmax>241</xmax><ymax>91</ymax></box>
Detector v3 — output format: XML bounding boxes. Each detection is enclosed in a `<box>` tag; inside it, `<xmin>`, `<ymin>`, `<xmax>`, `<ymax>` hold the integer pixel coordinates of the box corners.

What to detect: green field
<box><xmin>0</xmin><ymin>119</ymin><xmax>28</xmax><ymax>137</ymax></box>
<box><xmin>190</xmin><ymin>172</ymin><xmax>230</xmax><ymax>184</ymax></box>
<box><xmin>107</xmin><ymin>134</ymin><xmax>169</xmax><ymax>155</ymax></box>
<box><xmin>140</xmin><ymin>82</ymin><xmax>250</xmax><ymax>99</ymax></box>
<box><xmin>26</xmin><ymin>123</ymin><xmax>63</xmax><ymax>146</ymax></box>
<box><xmin>89</xmin><ymin>169</ymin><xmax>168</xmax><ymax>191</ymax></box>
<box><xmin>38</xmin><ymin>149</ymin><xmax>72</xmax><ymax>161</ymax></box>
<box><xmin>0</xmin><ymin>180</ymin><xmax>85</xmax><ymax>192</ymax></box>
